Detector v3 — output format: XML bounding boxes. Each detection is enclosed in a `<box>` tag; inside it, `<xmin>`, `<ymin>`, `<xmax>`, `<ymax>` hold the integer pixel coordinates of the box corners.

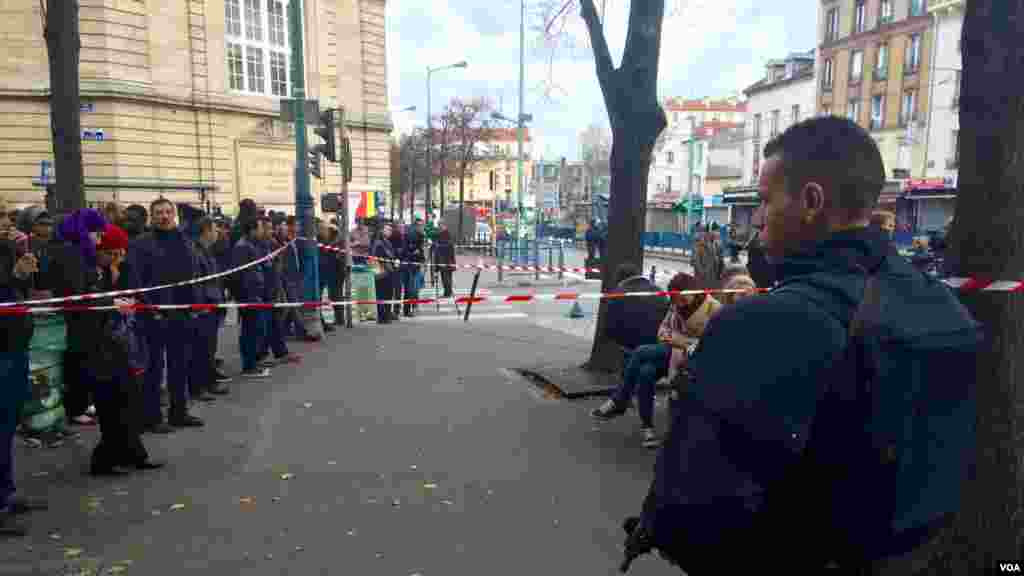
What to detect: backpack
<box><xmin>773</xmin><ymin>255</ymin><xmax>981</xmax><ymax>566</ymax></box>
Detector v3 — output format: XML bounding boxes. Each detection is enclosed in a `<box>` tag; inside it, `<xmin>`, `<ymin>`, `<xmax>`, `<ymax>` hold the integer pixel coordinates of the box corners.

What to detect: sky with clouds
<box><xmin>386</xmin><ymin>1</ymin><xmax>819</xmax><ymax>161</ymax></box>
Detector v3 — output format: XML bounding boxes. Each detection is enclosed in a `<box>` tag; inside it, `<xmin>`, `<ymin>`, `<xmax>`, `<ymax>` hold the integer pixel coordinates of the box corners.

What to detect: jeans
<box><xmin>612</xmin><ymin>343</ymin><xmax>670</xmax><ymax>428</ymax></box>
<box><xmin>239</xmin><ymin>309</ymin><xmax>265</xmax><ymax>372</ymax></box>
<box><xmin>143</xmin><ymin>316</ymin><xmax>191</xmax><ymax>423</ymax></box>
<box><xmin>375</xmin><ymin>273</ymin><xmax>392</xmax><ymax>322</ymax></box>
<box><xmin>402</xmin><ymin>265</ymin><xmax>420</xmax><ymax>314</ymax></box>
<box><xmin>262</xmin><ymin>309</ymin><xmax>289</xmax><ymax>358</ymax></box>
<box><xmin>0</xmin><ymin>351</ymin><xmax>28</xmax><ymax>509</ymax></box>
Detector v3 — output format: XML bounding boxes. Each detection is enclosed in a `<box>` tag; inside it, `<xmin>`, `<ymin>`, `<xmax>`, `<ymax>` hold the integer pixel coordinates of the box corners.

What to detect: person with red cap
<box><xmin>85</xmin><ymin>224</ymin><xmax>163</xmax><ymax>476</ymax></box>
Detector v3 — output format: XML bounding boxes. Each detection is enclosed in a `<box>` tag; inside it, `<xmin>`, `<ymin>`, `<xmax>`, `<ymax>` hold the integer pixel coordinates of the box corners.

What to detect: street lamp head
<box><xmin>453</xmin><ymin>60</ymin><xmax>468</xmax><ymax>69</ymax></box>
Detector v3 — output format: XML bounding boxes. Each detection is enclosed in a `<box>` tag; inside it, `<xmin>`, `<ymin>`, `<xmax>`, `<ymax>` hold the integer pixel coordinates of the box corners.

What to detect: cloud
<box><xmin>388</xmin><ymin>1</ymin><xmax>818</xmax><ymax>160</ymax></box>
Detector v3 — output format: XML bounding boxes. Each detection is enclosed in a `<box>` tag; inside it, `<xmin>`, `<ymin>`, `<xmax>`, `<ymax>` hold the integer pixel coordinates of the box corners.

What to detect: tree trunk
<box><xmin>578</xmin><ymin>0</ymin><xmax>667</xmax><ymax>372</ymax></box>
<box><xmin>878</xmin><ymin>2</ymin><xmax>1024</xmax><ymax>573</ymax></box>
<box><xmin>44</xmin><ymin>0</ymin><xmax>85</xmax><ymax>215</ymax></box>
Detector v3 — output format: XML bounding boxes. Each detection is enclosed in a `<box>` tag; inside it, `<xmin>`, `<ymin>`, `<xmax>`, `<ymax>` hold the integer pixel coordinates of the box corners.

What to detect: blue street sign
<box><xmin>81</xmin><ymin>129</ymin><xmax>105</xmax><ymax>141</ymax></box>
<box><xmin>81</xmin><ymin>102</ymin><xmax>95</xmax><ymax>113</ymax></box>
<box><xmin>39</xmin><ymin>160</ymin><xmax>52</xmax><ymax>185</ymax></box>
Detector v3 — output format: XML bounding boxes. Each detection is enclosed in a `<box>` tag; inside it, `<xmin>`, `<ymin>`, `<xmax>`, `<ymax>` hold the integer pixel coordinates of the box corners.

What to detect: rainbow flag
<box><xmin>355</xmin><ymin>191</ymin><xmax>376</xmax><ymax>219</ymax></box>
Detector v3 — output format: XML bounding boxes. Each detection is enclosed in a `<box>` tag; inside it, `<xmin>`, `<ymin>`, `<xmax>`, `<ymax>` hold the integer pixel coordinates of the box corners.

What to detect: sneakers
<box><xmin>242</xmin><ymin>368</ymin><xmax>271</xmax><ymax>379</ymax></box>
<box><xmin>641</xmin><ymin>428</ymin><xmax>661</xmax><ymax>449</ymax></box>
<box><xmin>215</xmin><ymin>371</ymin><xmax>233</xmax><ymax>384</ymax></box>
<box><xmin>275</xmin><ymin>353</ymin><xmax>302</xmax><ymax>364</ymax></box>
<box><xmin>590</xmin><ymin>399</ymin><xmax>627</xmax><ymax>421</ymax></box>
<box><xmin>169</xmin><ymin>413</ymin><xmax>204</xmax><ymax>428</ymax></box>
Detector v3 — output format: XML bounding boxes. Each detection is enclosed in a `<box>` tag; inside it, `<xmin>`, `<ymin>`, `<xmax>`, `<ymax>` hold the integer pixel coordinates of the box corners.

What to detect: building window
<box><xmin>268</xmin><ymin>0</ymin><xmax>286</xmax><ymax>47</ymax></box>
<box><xmin>666</xmin><ymin>175</ymin><xmax>673</xmax><ymax>192</ymax></box>
<box><xmin>823</xmin><ymin>58</ymin><xmax>834</xmax><ymax>90</ymax></box>
<box><xmin>227</xmin><ymin>0</ymin><xmax>292</xmax><ymax>98</ymax></box>
<box><xmin>848</xmin><ymin>98</ymin><xmax>861</xmax><ymax>123</ymax></box>
<box><xmin>825</xmin><ymin>7</ymin><xmax>839</xmax><ymax>42</ymax></box>
<box><xmin>900</xmin><ymin>89</ymin><xmax>917</xmax><ymax>126</ymax></box>
<box><xmin>906</xmin><ymin>34</ymin><xmax>921</xmax><ymax>75</ymax></box>
<box><xmin>667</xmin><ymin>151</ymin><xmax>674</xmax><ymax>164</ymax></box>
<box><xmin>246</xmin><ymin>47</ymin><xmax>264</xmax><ymax>93</ymax></box>
<box><xmin>269</xmin><ymin>51</ymin><xmax>287</xmax><ymax>96</ymax></box>
<box><xmin>227</xmin><ymin>43</ymin><xmax>244</xmax><ymax>90</ymax></box>
<box><xmin>909</xmin><ymin>0</ymin><xmax>925</xmax><ymax>17</ymax></box>
<box><xmin>854</xmin><ymin>0</ymin><xmax>866</xmax><ymax>33</ymax></box>
<box><xmin>880</xmin><ymin>0</ymin><xmax>894</xmax><ymax>23</ymax></box>
<box><xmin>226</xmin><ymin>0</ymin><xmax>242</xmax><ymax>36</ymax></box>
<box><xmin>753</xmin><ymin>113</ymin><xmax>761</xmax><ymax>138</ymax></box>
<box><xmin>770</xmin><ymin>110</ymin><xmax>780</xmax><ymax>137</ymax></box>
<box><xmin>874</xmin><ymin>43</ymin><xmax>889</xmax><ymax>80</ymax></box>
<box><xmin>505</xmin><ymin>174</ymin><xmax>512</xmax><ymax>187</ymax></box>
<box><xmin>870</xmin><ymin>94</ymin><xmax>884</xmax><ymax>130</ymax></box>
<box><xmin>792</xmin><ymin>104</ymin><xmax>800</xmax><ymax>125</ymax></box>
<box><xmin>850</xmin><ymin>50</ymin><xmax>864</xmax><ymax>83</ymax></box>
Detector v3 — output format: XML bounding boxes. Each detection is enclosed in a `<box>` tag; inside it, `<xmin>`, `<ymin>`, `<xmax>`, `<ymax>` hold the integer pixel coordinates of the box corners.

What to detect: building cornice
<box><xmin>0</xmin><ymin>84</ymin><xmax>395</xmax><ymax>132</ymax></box>
<box><xmin>819</xmin><ymin>15</ymin><xmax>931</xmax><ymax>54</ymax></box>
<box><xmin>743</xmin><ymin>71</ymin><xmax>815</xmax><ymax>97</ymax></box>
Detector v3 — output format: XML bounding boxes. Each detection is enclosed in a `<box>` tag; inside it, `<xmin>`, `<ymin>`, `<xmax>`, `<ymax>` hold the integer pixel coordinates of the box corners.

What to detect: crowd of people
<box><xmin>0</xmin><ymin>195</ymin><xmax>402</xmax><ymax>536</ymax></box>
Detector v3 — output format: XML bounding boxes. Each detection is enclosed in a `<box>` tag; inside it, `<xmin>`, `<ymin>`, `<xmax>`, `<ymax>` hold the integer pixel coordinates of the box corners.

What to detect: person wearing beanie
<box><xmin>86</xmin><ymin>224</ymin><xmax>164</xmax><ymax>475</ymax></box>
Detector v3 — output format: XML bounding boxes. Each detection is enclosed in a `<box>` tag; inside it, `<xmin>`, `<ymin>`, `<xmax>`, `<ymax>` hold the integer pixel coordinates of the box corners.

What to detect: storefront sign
<box><xmin>904</xmin><ymin>178</ymin><xmax>946</xmax><ymax>191</ymax></box>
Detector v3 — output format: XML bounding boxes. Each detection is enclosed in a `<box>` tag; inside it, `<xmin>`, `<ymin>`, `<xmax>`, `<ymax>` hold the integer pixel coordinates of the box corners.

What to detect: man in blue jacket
<box><xmin>232</xmin><ymin>214</ymin><xmax>272</xmax><ymax>379</ymax></box>
<box><xmin>624</xmin><ymin>116</ymin><xmax>979</xmax><ymax>573</ymax></box>
<box><xmin>131</xmin><ymin>198</ymin><xmax>203</xmax><ymax>431</ymax></box>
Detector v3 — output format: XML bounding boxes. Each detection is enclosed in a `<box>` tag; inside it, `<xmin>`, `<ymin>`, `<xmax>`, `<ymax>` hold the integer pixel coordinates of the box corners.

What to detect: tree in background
<box><xmin>886</xmin><ymin>2</ymin><xmax>1024</xmax><ymax>573</ymax></box>
<box><xmin>398</xmin><ymin>129</ymin><xmax>429</xmax><ymax>224</ymax></box>
<box><xmin>442</xmin><ymin>97</ymin><xmax>496</xmax><ymax>242</ymax></box>
<box><xmin>579</xmin><ymin>122</ymin><xmax>611</xmax><ymax>203</ymax></box>
<box><xmin>389</xmin><ymin>141</ymin><xmax>401</xmax><ymax>220</ymax></box>
<box><xmin>542</xmin><ymin>0</ymin><xmax>668</xmax><ymax>371</ymax></box>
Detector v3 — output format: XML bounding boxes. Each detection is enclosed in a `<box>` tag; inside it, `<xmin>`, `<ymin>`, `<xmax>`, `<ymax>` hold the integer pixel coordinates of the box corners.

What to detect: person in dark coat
<box><xmin>130</xmin><ymin>198</ymin><xmax>203</xmax><ymax>431</ymax></box>
<box><xmin>371</xmin><ymin>223</ymin><xmax>397</xmax><ymax>324</ymax></box>
<box><xmin>603</xmin><ymin>263</ymin><xmax>668</xmax><ymax>354</ymax></box>
<box><xmin>232</xmin><ymin>215</ymin><xmax>272</xmax><ymax>378</ymax></box>
<box><xmin>54</xmin><ymin>208</ymin><xmax>107</xmax><ymax>428</ymax></box>
<box><xmin>0</xmin><ymin>206</ymin><xmax>46</xmax><ymax>536</ymax></box>
<box><xmin>623</xmin><ymin>116</ymin><xmax>979</xmax><ymax>573</ymax></box>
<box><xmin>401</xmin><ymin>220</ymin><xmax>425</xmax><ymax>316</ymax></box>
<box><xmin>317</xmin><ymin>221</ymin><xmax>340</xmax><ymax>332</ymax></box>
<box><xmin>259</xmin><ymin>220</ymin><xmax>301</xmax><ymax>363</ymax></box>
<box><xmin>190</xmin><ymin>217</ymin><xmax>230</xmax><ymax>400</ymax></box>
<box><xmin>431</xmin><ymin>225</ymin><xmax>456</xmax><ymax>298</ymax></box>
<box><xmin>388</xmin><ymin>224</ymin><xmax>404</xmax><ymax>319</ymax></box>
<box><xmin>87</xmin><ymin>224</ymin><xmax>164</xmax><ymax>476</ymax></box>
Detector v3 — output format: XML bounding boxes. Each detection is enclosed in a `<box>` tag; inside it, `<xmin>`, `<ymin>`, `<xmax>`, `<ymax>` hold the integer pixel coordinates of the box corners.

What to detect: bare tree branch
<box><xmin>579</xmin><ymin>0</ymin><xmax>615</xmax><ymax>84</ymax></box>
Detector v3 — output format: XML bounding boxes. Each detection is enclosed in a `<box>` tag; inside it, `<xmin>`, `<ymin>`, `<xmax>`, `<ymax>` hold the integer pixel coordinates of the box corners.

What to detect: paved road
<box><xmin>3</xmin><ymin>312</ymin><xmax>682</xmax><ymax>575</ymax></box>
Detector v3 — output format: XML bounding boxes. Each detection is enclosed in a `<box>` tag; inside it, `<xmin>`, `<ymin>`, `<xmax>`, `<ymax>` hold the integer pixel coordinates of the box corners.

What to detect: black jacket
<box><xmin>745</xmin><ymin>234</ymin><xmax>776</xmax><ymax>288</ymax></box>
<box><xmin>130</xmin><ymin>228</ymin><xmax>200</xmax><ymax>307</ymax></box>
<box><xmin>605</xmin><ymin>275</ymin><xmax>668</xmax><ymax>352</ymax></box>
<box><xmin>231</xmin><ymin>237</ymin><xmax>266</xmax><ymax>304</ymax></box>
<box><xmin>0</xmin><ymin>239</ymin><xmax>34</xmax><ymax>353</ymax></box>
<box><xmin>639</xmin><ymin>228</ymin><xmax>977</xmax><ymax>569</ymax></box>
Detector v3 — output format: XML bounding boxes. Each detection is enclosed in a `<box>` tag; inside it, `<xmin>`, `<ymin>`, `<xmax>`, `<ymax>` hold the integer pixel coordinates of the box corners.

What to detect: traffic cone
<box><xmin>567</xmin><ymin>301</ymin><xmax>585</xmax><ymax>319</ymax></box>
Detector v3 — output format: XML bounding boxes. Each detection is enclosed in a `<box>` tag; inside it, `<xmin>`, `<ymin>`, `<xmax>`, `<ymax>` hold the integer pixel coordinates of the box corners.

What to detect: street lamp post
<box><xmin>426</xmin><ymin>61</ymin><xmax>467</xmax><ymax>223</ymax></box>
<box><xmin>492</xmin><ymin>111</ymin><xmax>533</xmax><ymax>239</ymax></box>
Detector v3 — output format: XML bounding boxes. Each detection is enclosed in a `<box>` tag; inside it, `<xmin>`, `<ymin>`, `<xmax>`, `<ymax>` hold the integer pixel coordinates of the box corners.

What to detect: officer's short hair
<box><xmin>764</xmin><ymin>116</ymin><xmax>885</xmax><ymax>219</ymax></box>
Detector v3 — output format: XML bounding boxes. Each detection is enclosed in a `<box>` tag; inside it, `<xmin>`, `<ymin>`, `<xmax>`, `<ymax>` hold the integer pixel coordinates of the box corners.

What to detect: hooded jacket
<box><xmin>640</xmin><ymin>227</ymin><xmax>980</xmax><ymax>570</ymax></box>
<box><xmin>0</xmin><ymin>238</ymin><xmax>33</xmax><ymax>353</ymax></box>
<box><xmin>231</xmin><ymin>234</ymin><xmax>266</xmax><ymax>304</ymax></box>
<box><xmin>604</xmin><ymin>275</ymin><xmax>667</xmax><ymax>352</ymax></box>
<box><xmin>130</xmin><ymin>227</ymin><xmax>200</xmax><ymax>309</ymax></box>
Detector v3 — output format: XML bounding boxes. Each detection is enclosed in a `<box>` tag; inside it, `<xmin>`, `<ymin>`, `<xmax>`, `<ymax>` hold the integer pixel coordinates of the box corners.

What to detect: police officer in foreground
<box><xmin>621</xmin><ymin>116</ymin><xmax>980</xmax><ymax>573</ymax></box>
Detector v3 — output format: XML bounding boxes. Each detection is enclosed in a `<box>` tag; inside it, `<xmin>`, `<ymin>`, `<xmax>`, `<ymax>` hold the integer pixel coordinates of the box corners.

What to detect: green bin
<box><xmin>351</xmin><ymin>265</ymin><xmax>378</xmax><ymax>322</ymax></box>
<box><xmin>22</xmin><ymin>314</ymin><xmax>67</xmax><ymax>434</ymax></box>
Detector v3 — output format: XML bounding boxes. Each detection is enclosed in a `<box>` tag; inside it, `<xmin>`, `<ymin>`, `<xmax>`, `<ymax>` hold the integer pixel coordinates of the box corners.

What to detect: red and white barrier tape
<box><xmin>0</xmin><ymin>240</ymin><xmax>296</xmax><ymax>308</ymax></box>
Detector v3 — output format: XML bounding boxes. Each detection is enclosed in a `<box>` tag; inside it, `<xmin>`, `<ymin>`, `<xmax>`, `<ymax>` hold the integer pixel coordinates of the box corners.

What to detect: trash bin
<box><xmin>22</xmin><ymin>314</ymin><xmax>67</xmax><ymax>434</ymax></box>
<box><xmin>350</xmin><ymin>265</ymin><xmax>378</xmax><ymax>322</ymax></box>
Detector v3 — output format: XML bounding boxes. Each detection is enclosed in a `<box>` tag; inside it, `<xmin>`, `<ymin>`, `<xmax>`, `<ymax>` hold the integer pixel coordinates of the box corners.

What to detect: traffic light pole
<box><xmin>337</xmin><ymin>107</ymin><xmax>353</xmax><ymax>328</ymax></box>
<box><xmin>289</xmin><ymin>0</ymin><xmax>320</xmax><ymax>312</ymax></box>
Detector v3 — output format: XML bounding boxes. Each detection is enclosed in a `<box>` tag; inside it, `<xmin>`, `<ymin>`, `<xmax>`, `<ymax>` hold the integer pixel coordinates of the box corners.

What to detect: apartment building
<box><xmin>664</xmin><ymin>96</ymin><xmax>746</xmax><ymax>137</ymax></box>
<box><xmin>723</xmin><ymin>50</ymin><xmax>818</xmax><ymax>240</ymax></box>
<box><xmin>817</xmin><ymin>0</ymin><xmax>933</xmax><ymax>225</ymax></box>
<box><xmin>0</xmin><ymin>0</ymin><xmax>391</xmax><ymax>215</ymax></box>
<box><xmin>433</xmin><ymin>127</ymin><xmax>534</xmax><ymax>211</ymax></box>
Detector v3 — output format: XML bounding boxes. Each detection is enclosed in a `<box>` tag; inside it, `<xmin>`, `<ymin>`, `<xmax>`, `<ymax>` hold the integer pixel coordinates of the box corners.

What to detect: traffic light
<box><xmin>308</xmin><ymin>148</ymin><xmax>322</xmax><ymax>179</ymax></box>
<box><xmin>313</xmin><ymin>109</ymin><xmax>337</xmax><ymax>162</ymax></box>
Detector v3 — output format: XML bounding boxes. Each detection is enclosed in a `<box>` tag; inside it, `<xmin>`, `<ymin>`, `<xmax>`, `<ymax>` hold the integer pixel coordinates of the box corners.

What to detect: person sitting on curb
<box><xmin>604</xmin><ymin>262</ymin><xmax>668</xmax><ymax>362</ymax></box>
<box><xmin>592</xmin><ymin>272</ymin><xmax>721</xmax><ymax>449</ymax></box>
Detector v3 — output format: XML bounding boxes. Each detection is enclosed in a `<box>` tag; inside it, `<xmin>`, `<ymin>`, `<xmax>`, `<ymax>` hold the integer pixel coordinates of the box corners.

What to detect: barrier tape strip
<box><xmin>4</xmin><ymin>274</ymin><xmax>1024</xmax><ymax>316</ymax></box>
<box><xmin>0</xmin><ymin>240</ymin><xmax>296</xmax><ymax>308</ymax></box>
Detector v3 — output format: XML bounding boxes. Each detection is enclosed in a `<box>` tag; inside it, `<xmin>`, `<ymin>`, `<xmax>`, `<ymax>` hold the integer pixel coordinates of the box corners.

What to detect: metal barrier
<box><xmin>495</xmin><ymin>238</ymin><xmax>566</xmax><ymax>281</ymax></box>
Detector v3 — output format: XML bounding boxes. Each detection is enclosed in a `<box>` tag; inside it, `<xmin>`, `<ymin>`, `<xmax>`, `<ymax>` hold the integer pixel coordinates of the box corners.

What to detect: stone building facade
<box><xmin>0</xmin><ymin>0</ymin><xmax>392</xmax><ymax>215</ymax></box>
